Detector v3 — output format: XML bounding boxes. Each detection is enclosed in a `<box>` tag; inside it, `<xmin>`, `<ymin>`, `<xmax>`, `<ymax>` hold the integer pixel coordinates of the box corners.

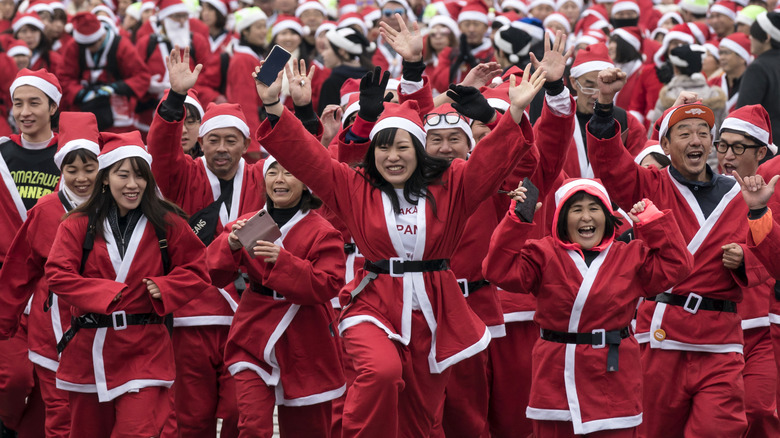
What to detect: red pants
<box><xmin>0</xmin><ymin>323</ymin><xmax>44</xmax><ymax>436</ymax></box>
<box><xmin>486</xmin><ymin>321</ymin><xmax>538</xmax><ymax>438</ymax></box>
<box><xmin>340</xmin><ymin>311</ymin><xmax>451</xmax><ymax>438</ymax></box>
<box><xmin>233</xmin><ymin>370</ymin><xmax>332</xmax><ymax>438</ymax></box>
<box><xmin>743</xmin><ymin>327</ymin><xmax>780</xmax><ymax>438</ymax></box>
<box><xmin>639</xmin><ymin>347</ymin><xmax>747</xmax><ymax>438</ymax></box>
<box><xmin>533</xmin><ymin>420</ymin><xmax>637</xmax><ymax>437</ymax></box>
<box><xmin>431</xmin><ymin>350</ymin><xmax>489</xmax><ymax>438</ymax></box>
<box><xmin>331</xmin><ymin>327</ymin><xmax>354</xmax><ymax>438</ymax></box>
<box><xmin>68</xmin><ymin>386</ymin><xmax>169</xmax><ymax>437</ymax></box>
<box><xmin>35</xmin><ymin>365</ymin><xmax>70</xmax><ymax>438</ymax></box>
<box><xmin>172</xmin><ymin>325</ymin><xmax>239</xmax><ymax>438</ymax></box>
<box><xmin>770</xmin><ymin>323</ymin><xmax>780</xmax><ymax>421</ymax></box>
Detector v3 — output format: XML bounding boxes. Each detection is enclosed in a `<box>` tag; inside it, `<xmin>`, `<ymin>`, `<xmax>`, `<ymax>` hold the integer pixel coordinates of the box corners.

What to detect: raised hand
<box><xmin>446</xmin><ymin>84</ymin><xmax>495</xmax><ymax>123</ymax></box>
<box><xmin>321</xmin><ymin>104</ymin><xmax>343</xmax><ymax>146</ymax></box>
<box><xmin>529</xmin><ymin>30</ymin><xmax>573</xmax><ymax>83</ymax></box>
<box><xmin>379</xmin><ymin>13</ymin><xmax>423</xmax><ymax>62</ymax></box>
<box><xmin>253</xmin><ymin>62</ymin><xmax>285</xmax><ymax>116</ymax></box>
<box><xmin>508</xmin><ymin>64</ymin><xmax>546</xmax><ymax>123</ymax></box>
<box><xmin>627</xmin><ymin>200</ymin><xmax>646</xmax><ymax>223</ymax></box>
<box><xmin>166</xmin><ymin>45</ymin><xmax>203</xmax><ymax>95</ymax></box>
<box><xmin>673</xmin><ymin>91</ymin><xmax>700</xmax><ymax>107</ymax></box>
<box><xmin>733</xmin><ymin>172</ymin><xmax>780</xmax><ymax>210</ymax></box>
<box><xmin>508</xmin><ymin>180</ymin><xmax>542</xmax><ymax>212</ymax></box>
<box><xmin>596</xmin><ymin>67</ymin><xmax>627</xmax><ymax>104</ymax></box>
<box><xmin>459</xmin><ymin>62</ymin><xmax>503</xmax><ymax>89</ymax></box>
<box><xmin>286</xmin><ymin>58</ymin><xmax>316</xmax><ymax>106</ymax></box>
<box><xmin>358</xmin><ymin>67</ymin><xmax>390</xmax><ymax>122</ymax></box>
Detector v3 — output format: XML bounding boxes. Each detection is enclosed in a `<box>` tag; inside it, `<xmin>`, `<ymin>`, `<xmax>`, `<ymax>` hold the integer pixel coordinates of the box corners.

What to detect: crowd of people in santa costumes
<box><xmin>2</xmin><ymin>0</ymin><xmax>780</xmax><ymax>436</ymax></box>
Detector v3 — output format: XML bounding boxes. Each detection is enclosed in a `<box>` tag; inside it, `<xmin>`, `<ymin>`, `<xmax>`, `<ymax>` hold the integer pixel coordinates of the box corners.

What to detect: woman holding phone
<box><xmin>44</xmin><ymin>131</ymin><xmax>210</xmax><ymax>437</ymax></box>
<box><xmin>251</xmin><ymin>30</ymin><xmax>545</xmax><ymax>434</ymax></box>
<box><xmin>207</xmin><ymin>158</ymin><xmax>346</xmax><ymax>437</ymax></box>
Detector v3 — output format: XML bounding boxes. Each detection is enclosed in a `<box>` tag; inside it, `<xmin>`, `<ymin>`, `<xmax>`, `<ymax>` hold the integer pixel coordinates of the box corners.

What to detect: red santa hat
<box><xmin>573</xmin><ymin>11</ymin><xmax>610</xmax><ymax>35</ymax></box>
<box><xmin>72</xmin><ymin>12</ymin><xmax>107</xmax><ymax>45</ymax></box>
<box><xmin>686</xmin><ymin>22</ymin><xmax>710</xmax><ymax>43</ymax></box>
<box><xmin>202</xmin><ymin>0</ymin><xmax>230</xmax><ymax>16</ymax></box>
<box><xmin>657</xmin><ymin>103</ymin><xmax>715</xmax><ymax>140</ymax></box>
<box><xmin>199</xmin><ymin>103</ymin><xmax>250</xmax><ymax>139</ymax></box>
<box><xmin>91</xmin><ymin>4</ymin><xmax>117</xmax><ymax>21</ymax></box>
<box><xmin>314</xmin><ymin>20</ymin><xmax>336</xmax><ymax>38</ymax></box>
<box><xmin>339</xmin><ymin>78</ymin><xmax>360</xmax><ymax>107</ymax></box>
<box><xmin>295</xmin><ymin>0</ymin><xmax>327</xmax><ymax>18</ymax></box>
<box><xmin>610</xmin><ymin>0</ymin><xmax>639</xmax><ymax>16</ymax></box>
<box><xmin>720</xmin><ymin>104</ymin><xmax>777</xmax><ymax>154</ymax></box>
<box><xmin>709</xmin><ymin>0</ymin><xmax>738</xmax><ymax>21</ymax></box>
<box><xmin>54</xmin><ymin>112</ymin><xmax>101</xmax><ymax>169</ymax></box>
<box><xmin>556</xmin><ymin>0</ymin><xmax>583</xmax><ymax>10</ymax></box>
<box><xmin>27</xmin><ymin>1</ymin><xmax>53</xmax><ymax>14</ymax></box>
<box><xmin>612</xmin><ymin>26</ymin><xmax>642</xmax><ymax>52</ymax></box>
<box><xmin>99</xmin><ymin>131</ymin><xmax>152</xmax><ymax>170</ymax></box>
<box><xmin>341</xmin><ymin>93</ymin><xmax>360</xmax><ymax>127</ymax></box>
<box><xmin>574</xmin><ymin>29</ymin><xmax>608</xmax><ymax>46</ymax></box>
<box><xmin>430</xmin><ymin>0</ymin><xmax>464</xmax><ymax>18</ymax></box>
<box><xmin>633</xmin><ymin>142</ymin><xmax>668</xmax><ymax>165</ymax></box>
<box><xmin>12</xmin><ymin>12</ymin><xmax>45</xmax><ymax>35</ymax></box>
<box><xmin>570</xmin><ymin>44</ymin><xmax>614</xmax><ymax>78</ymax></box>
<box><xmin>493</xmin><ymin>11</ymin><xmax>521</xmax><ymax>28</ymax></box>
<box><xmin>428</xmin><ymin>15</ymin><xmax>461</xmax><ymax>39</ymax></box>
<box><xmin>10</xmin><ymin>68</ymin><xmax>61</xmax><ymax>105</ymax></box>
<box><xmin>528</xmin><ymin>0</ymin><xmax>556</xmax><ymax>12</ymax></box>
<box><xmin>362</xmin><ymin>6</ymin><xmax>381</xmax><ymax>25</ymax></box>
<box><xmin>552</xmin><ymin>178</ymin><xmax>616</xmax><ymax>250</ymax></box>
<box><xmin>501</xmin><ymin>0</ymin><xmax>527</xmax><ymax>15</ymax></box>
<box><xmin>653</xmin><ymin>23</ymin><xmax>696</xmax><ymax>66</ymax></box>
<box><xmin>458</xmin><ymin>0</ymin><xmax>490</xmax><ymax>24</ymax></box>
<box><xmin>720</xmin><ymin>32</ymin><xmax>752</xmax><ymax>64</ymax></box>
<box><xmin>481</xmin><ymin>85</ymin><xmax>510</xmax><ymax>111</ymax></box>
<box><xmin>339</xmin><ymin>0</ymin><xmax>357</xmax><ymax>14</ymax></box>
<box><xmin>337</xmin><ymin>12</ymin><xmax>368</xmax><ymax>34</ymax></box>
<box><xmin>369</xmin><ymin>101</ymin><xmax>426</xmax><ymax>146</ymax></box>
<box><xmin>543</xmin><ymin>12</ymin><xmax>571</xmax><ymax>32</ymax></box>
<box><xmin>184</xmin><ymin>89</ymin><xmax>204</xmax><ymax>119</ymax></box>
<box><xmin>6</xmin><ymin>39</ymin><xmax>32</xmax><ymax>57</ymax></box>
<box><xmin>423</xmin><ymin>103</ymin><xmax>475</xmax><ymax>149</ymax></box>
<box><xmin>703</xmin><ymin>40</ymin><xmax>720</xmax><ymax>60</ymax></box>
<box><xmin>656</xmin><ymin>10</ymin><xmax>683</xmax><ymax>28</ymax></box>
<box><xmin>156</xmin><ymin>0</ymin><xmax>190</xmax><ymax>20</ymax></box>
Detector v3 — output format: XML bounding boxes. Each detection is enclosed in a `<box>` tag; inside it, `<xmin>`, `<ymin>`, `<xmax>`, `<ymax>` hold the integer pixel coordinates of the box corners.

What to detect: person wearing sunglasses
<box><xmin>371</xmin><ymin>0</ymin><xmax>410</xmax><ymax>77</ymax></box>
<box><xmin>565</xmin><ymin>44</ymin><xmax>647</xmax><ymax>179</ymax></box>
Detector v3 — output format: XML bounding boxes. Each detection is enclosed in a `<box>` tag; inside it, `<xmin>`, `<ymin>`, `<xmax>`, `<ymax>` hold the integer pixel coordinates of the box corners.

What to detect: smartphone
<box><xmin>233</xmin><ymin>210</ymin><xmax>282</xmax><ymax>257</ymax></box>
<box><xmin>514</xmin><ymin>177</ymin><xmax>540</xmax><ymax>223</ymax></box>
<box><xmin>256</xmin><ymin>45</ymin><xmax>292</xmax><ymax>86</ymax></box>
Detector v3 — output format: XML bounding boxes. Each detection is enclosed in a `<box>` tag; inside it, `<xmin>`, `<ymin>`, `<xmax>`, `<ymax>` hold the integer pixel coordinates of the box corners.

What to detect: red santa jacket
<box><xmin>627</xmin><ymin>63</ymin><xmax>664</xmax><ymax>128</ymax></box>
<box><xmin>429</xmin><ymin>40</ymin><xmax>496</xmax><ymax>95</ymax></box>
<box><xmin>257</xmin><ymin>106</ymin><xmax>534</xmax><ymax>372</ymax></box>
<box><xmin>59</xmin><ymin>31</ymin><xmax>151</xmax><ymax>126</ymax></box>
<box><xmin>588</xmin><ymin>126</ymin><xmax>768</xmax><ymax>353</ymax></box>
<box><xmin>483</xmin><ymin>204</ymin><xmax>691</xmax><ymax>434</ymax></box>
<box><xmin>757</xmin><ymin>156</ymin><xmax>780</xmax><ymax>322</ymax></box>
<box><xmin>708</xmin><ymin>74</ymin><xmax>740</xmax><ymax>114</ymax></box>
<box><xmin>30</xmin><ymin>49</ymin><xmax>63</xmax><ymax>76</ymax></box>
<box><xmin>45</xmin><ymin>212</ymin><xmax>209</xmax><ymax>401</ymax></box>
<box><xmin>147</xmin><ymin>107</ymin><xmax>267</xmax><ymax>324</ymax></box>
<box><xmin>0</xmin><ymin>192</ymin><xmax>73</xmax><ymax>369</ymax></box>
<box><xmin>209</xmin><ymin>209</ymin><xmax>346</xmax><ymax>405</ymax></box>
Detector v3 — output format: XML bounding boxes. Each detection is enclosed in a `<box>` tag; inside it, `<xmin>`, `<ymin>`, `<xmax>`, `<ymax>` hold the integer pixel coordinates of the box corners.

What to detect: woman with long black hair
<box><xmin>45</xmin><ymin>131</ymin><xmax>210</xmax><ymax>437</ymax></box>
<box><xmin>252</xmin><ymin>44</ymin><xmax>545</xmax><ymax>434</ymax></box>
<box><xmin>11</xmin><ymin>12</ymin><xmax>61</xmax><ymax>74</ymax></box>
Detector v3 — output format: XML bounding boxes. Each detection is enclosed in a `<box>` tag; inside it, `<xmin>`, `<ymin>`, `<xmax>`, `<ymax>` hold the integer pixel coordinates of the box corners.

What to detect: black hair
<box><xmin>720</xmin><ymin>127</ymin><xmax>766</xmax><ymax>146</ymax></box>
<box><xmin>17</xmin><ymin>25</ymin><xmax>54</xmax><ymax>69</ymax></box>
<box><xmin>269</xmin><ymin>30</ymin><xmax>312</xmax><ymax>62</ymax></box>
<box><xmin>184</xmin><ymin>103</ymin><xmax>202</xmax><ymax>123</ymax></box>
<box><xmin>610</xmin><ymin>34</ymin><xmax>642</xmax><ymax>63</ymax></box>
<box><xmin>423</xmin><ymin>30</ymin><xmax>457</xmax><ymax>64</ymax></box>
<box><xmin>556</xmin><ymin>191</ymin><xmax>622</xmax><ymax>245</ymax></box>
<box><xmin>264</xmin><ymin>161</ymin><xmax>323</xmax><ymax>212</ymax></box>
<box><xmin>67</xmin><ymin>157</ymin><xmax>187</xmax><ymax>237</ymax></box>
<box><xmin>750</xmin><ymin>20</ymin><xmax>780</xmax><ymax>50</ymax></box>
<box><xmin>358</xmin><ymin>127</ymin><xmax>450</xmax><ymax>215</ymax></box>
<box><xmin>52</xmin><ymin>8</ymin><xmax>67</xmax><ymax>23</ymax></box>
<box><xmin>48</xmin><ymin>96</ymin><xmax>59</xmax><ymax>130</ymax></box>
<box><xmin>645</xmin><ymin>152</ymin><xmax>671</xmax><ymax>168</ymax></box>
<box><xmin>61</xmin><ymin>149</ymin><xmax>98</xmax><ymax>167</ymax></box>
<box><xmin>329</xmin><ymin>40</ymin><xmax>374</xmax><ymax>70</ymax></box>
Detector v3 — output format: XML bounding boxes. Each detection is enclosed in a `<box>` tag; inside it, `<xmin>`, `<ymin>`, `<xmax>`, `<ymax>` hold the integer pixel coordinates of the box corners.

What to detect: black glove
<box><xmin>458</xmin><ymin>34</ymin><xmax>478</xmax><ymax>66</ymax></box>
<box><xmin>446</xmin><ymin>84</ymin><xmax>495</xmax><ymax>124</ymax></box>
<box><xmin>358</xmin><ymin>67</ymin><xmax>390</xmax><ymax>122</ymax></box>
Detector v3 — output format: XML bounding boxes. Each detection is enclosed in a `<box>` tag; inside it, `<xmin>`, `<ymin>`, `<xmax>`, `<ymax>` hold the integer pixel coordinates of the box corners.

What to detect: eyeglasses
<box><xmin>424</xmin><ymin>111</ymin><xmax>466</xmax><ymax>126</ymax></box>
<box><xmin>575</xmin><ymin>79</ymin><xmax>599</xmax><ymax>95</ymax></box>
<box><xmin>715</xmin><ymin>140</ymin><xmax>763</xmax><ymax>155</ymax></box>
<box><xmin>382</xmin><ymin>8</ymin><xmax>406</xmax><ymax>16</ymax></box>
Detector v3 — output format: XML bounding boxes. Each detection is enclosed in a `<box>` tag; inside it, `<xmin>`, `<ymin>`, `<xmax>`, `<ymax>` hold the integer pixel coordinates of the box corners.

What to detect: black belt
<box><xmin>458</xmin><ymin>279</ymin><xmax>490</xmax><ymax>297</ymax></box>
<box><xmin>647</xmin><ymin>293</ymin><xmax>737</xmax><ymax>313</ymax></box>
<box><xmin>541</xmin><ymin>327</ymin><xmax>631</xmax><ymax>372</ymax></box>
<box><xmin>57</xmin><ymin>312</ymin><xmax>167</xmax><ymax>353</ymax></box>
<box><xmin>344</xmin><ymin>243</ymin><xmax>356</xmax><ymax>255</ymax></box>
<box><xmin>249</xmin><ymin>281</ymin><xmax>285</xmax><ymax>300</ymax></box>
<box><xmin>364</xmin><ymin>258</ymin><xmax>450</xmax><ymax>277</ymax></box>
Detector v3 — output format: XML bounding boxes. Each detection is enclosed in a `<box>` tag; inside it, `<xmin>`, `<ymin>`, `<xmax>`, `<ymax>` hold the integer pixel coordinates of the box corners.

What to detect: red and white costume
<box><xmin>483</xmin><ymin>179</ymin><xmax>692</xmax><ymax>435</ymax></box>
<box><xmin>257</xmin><ymin>100</ymin><xmax>535</xmax><ymax>436</ymax></box>
<box><xmin>208</xmin><ymin>207</ymin><xmax>346</xmax><ymax>436</ymax></box>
